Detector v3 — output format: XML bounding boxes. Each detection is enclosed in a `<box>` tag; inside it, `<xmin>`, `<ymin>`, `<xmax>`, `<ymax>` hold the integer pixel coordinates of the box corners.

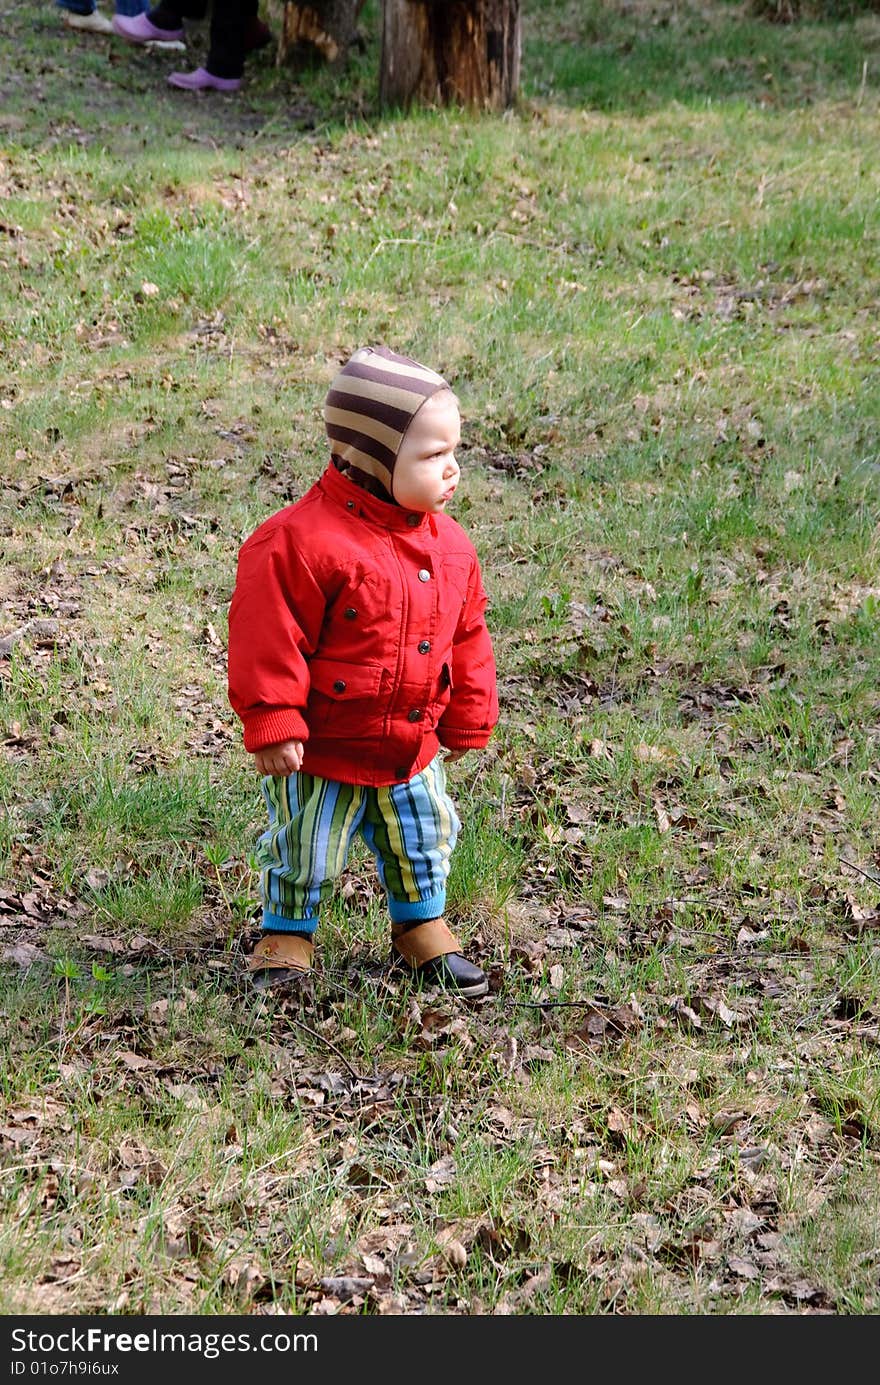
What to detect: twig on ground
<box><xmin>283</xmin><ymin>1014</ymin><xmax>362</xmax><ymax>1081</ymax></box>
<box><xmin>840</xmin><ymin>857</ymin><xmax>880</xmax><ymax>889</ymax></box>
<box><xmin>512</xmin><ymin>999</ymin><xmax>606</xmax><ymax>1009</ymax></box>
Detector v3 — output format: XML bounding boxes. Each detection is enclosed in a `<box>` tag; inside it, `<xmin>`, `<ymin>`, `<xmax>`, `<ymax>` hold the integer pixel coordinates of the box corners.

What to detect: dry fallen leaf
<box><xmin>635</xmin><ymin>742</ymin><xmax>675</xmax><ymax>764</ymax></box>
<box><xmin>425</xmin><ymin>1155</ymin><xmax>457</xmax><ymax>1192</ymax></box>
<box><xmin>224</xmin><ymin>1260</ymin><xmax>266</xmax><ymax>1305</ymax></box>
<box><xmin>1</xmin><ymin>942</ymin><xmax>48</xmax><ymax>968</ymax></box>
<box><xmin>671</xmin><ymin>1000</ymin><xmax>703</xmax><ymax>1030</ymax></box>
<box><xmin>521</xmin><ymin>1043</ymin><xmax>555</xmax><ymax>1065</ymax></box>
<box><xmin>602</xmin><ymin>894</ymin><xmax>628</xmax><ymax>913</ymax></box>
<box><xmin>727</xmin><ymin>1255</ymin><xmax>760</xmax><ymax>1280</ymax></box>
<box><xmin>80</xmin><ymin>934</ymin><xmax>125</xmax><ymax>954</ymax></box>
<box><xmin>496</xmin><ymin>1033</ymin><xmax>518</xmax><ymax>1077</ymax></box>
<box><xmin>723</xmin><ymin>1208</ymin><xmax>764</xmax><ymax>1239</ymax></box>
<box><xmin>607</xmin><ymin>1106</ymin><xmax>632</xmax><ymax>1137</ymax></box>
<box><xmin>439</xmin><ymin>1238</ymin><xmax>467</xmax><ymax>1269</ymax></box>
<box><xmin>710</xmin><ymin>1109</ymin><xmax>749</xmax><ymax>1135</ymax></box>
<box><xmin>736</xmin><ymin>925</ymin><xmax>770</xmax><ymax>947</ymax></box>
<box><xmin>319</xmin><ymin>1276</ymin><xmax>375</xmax><ymax>1301</ymax></box>
<box><xmin>116</xmin><ymin>1050</ymin><xmax>156</xmax><ymax>1071</ymax></box>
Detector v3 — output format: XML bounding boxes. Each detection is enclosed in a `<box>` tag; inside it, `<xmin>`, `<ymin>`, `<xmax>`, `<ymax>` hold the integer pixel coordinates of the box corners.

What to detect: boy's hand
<box><xmin>443</xmin><ymin>749</ymin><xmax>468</xmax><ymax>763</ymax></box>
<box><xmin>253</xmin><ymin>740</ymin><xmax>304</xmax><ymax>776</ymax></box>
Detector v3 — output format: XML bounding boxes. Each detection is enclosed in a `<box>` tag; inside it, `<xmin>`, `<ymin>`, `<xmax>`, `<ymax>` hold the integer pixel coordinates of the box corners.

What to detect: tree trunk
<box><xmin>273</xmin><ymin>0</ymin><xmax>364</xmax><ymax>67</ymax></box>
<box><xmin>380</xmin><ymin>0</ymin><xmax>521</xmax><ymax>110</ymax></box>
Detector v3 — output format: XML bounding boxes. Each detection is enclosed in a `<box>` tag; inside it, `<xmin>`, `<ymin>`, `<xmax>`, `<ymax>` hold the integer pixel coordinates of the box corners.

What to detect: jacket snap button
<box><xmin>346</xmin><ymin>500</ymin><xmax>355</xmax><ymax>510</ymax></box>
<box><xmin>406</xmin><ymin>514</ymin><xmax>420</xmax><ymax>526</ymax></box>
<box><xmin>417</xmin><ymin>569</ymin><xmax>431</xmax><ymax>582</ymax></box>
<box><xmin>344</xmin><ymin>607</ymin><xmax>357</xmax><ymax>620</ymax></box>
<box><xmin>333</xmin><ymin>679</ymin><xmax>346</xmax><ymax>693</ymax></box>
<box><xmin>395</xmin><ymin>767</ymin><xmax>408</xmax><ymax>779</ymax></box>
<box><xmin>407</xmin><ymin>708</ymin><xmax>423</xmax><ymax>722</ymax></box>
<box><xmin>418</xmin><ymin>640</ymin><xmax>431</xmax><ymax>654</ymax></box>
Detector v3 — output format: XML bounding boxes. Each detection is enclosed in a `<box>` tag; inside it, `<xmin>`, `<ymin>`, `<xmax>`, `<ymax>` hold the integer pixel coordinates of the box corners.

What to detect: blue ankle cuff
<box><xmin>262</xmin><ymin>912</ymin><xmax>318</xmax><ymax>935</ymax></box>
<box><xmin>387</xmin><ymin>891</ymin><xmax>446</xmax><ymax>924</ymax></box>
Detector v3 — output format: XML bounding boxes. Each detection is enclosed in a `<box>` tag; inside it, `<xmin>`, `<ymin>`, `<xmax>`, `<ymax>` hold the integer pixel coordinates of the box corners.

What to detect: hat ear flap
<box><xmin>324</xmin><ymin>346</ymin><xmax>449</xmax><ymax>492</ymax></box>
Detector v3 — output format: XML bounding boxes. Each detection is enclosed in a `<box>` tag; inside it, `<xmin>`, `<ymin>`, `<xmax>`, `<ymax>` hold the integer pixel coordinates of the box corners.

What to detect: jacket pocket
<box><xmin>429</xmin><ymin>662</ymin><xmax>454</xmax><ymax>725</ymax></box>
<box><xmin>440</xmin><ymin>556</ymin><xmax>471</xmax><ymax>600</ymax></box>
<box><xmin>306</xmin><ymin>657</ymin><xmax>386</xmax><ymax>738</ymax></box>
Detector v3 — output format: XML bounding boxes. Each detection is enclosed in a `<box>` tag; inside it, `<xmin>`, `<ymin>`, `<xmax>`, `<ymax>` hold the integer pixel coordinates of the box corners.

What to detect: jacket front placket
<box><xmin>383</xmin><ymin>521</ymin><xmax>439</xmax><ymax>763</ymax></box>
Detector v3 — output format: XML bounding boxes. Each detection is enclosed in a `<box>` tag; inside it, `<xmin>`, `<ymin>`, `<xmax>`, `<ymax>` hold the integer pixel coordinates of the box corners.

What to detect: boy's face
<box><xmin>392</xmin><ymin>391</ymin><xmax>461</xmax><ymax>514</ymax></box>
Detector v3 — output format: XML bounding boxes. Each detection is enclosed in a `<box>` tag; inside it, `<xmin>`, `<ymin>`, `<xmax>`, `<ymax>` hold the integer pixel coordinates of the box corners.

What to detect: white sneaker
<box><xmin>62</xmin><ymin>9</ymin><xmax>114</xmax><ymax>33</ymax></box>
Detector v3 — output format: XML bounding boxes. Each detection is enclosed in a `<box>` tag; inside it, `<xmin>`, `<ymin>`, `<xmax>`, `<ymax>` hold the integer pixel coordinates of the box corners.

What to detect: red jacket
<box><xmin>228</xmin><ymin>463</ymin><xmax>498</xmax><ymax>786</ymax></box>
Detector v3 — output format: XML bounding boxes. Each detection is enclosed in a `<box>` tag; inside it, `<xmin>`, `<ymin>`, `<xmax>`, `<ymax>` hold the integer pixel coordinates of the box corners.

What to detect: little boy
<box><xmin>228</xmin><ymin>347</ymin><xmax>498</xmax><ymax>997</ymax></box>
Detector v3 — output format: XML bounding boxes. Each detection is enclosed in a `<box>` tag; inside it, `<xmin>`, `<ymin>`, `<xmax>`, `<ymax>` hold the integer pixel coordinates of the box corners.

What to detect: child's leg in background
<box><xmin>204</xmin><ymin>0</ymin><xmax>249</xmax><ymax>79</ymax></box>
<box><xmin>256</xmin><ymin>772</ymin><xmax>366</xmax><ymax>938</ymax></box>
<box><xmin>146</xmin><ymin>0</ymin><xmax>206</xmax><ymax>25</ymax></box>
<box><xmin>57</xmin><ymin>1</ymin><xmax>99</xmax><ymax>16</ymax></box>
<box><xmin>359</xmin><ymin>756</ymin><xmax>460</xmax><ymax>925</ymax></box>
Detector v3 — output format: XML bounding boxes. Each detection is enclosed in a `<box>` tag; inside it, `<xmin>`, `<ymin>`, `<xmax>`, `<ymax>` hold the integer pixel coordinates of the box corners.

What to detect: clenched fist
<box><xmin>252</xmin><ymin>740</ymin><xmax>304</xmax><ymax>776</ymax></box>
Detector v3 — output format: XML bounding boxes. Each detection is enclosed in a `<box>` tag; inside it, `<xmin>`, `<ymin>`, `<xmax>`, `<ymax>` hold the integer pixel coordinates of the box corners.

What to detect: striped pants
<box><xmin>256</xmin><ymin>756</ymin><xmax>461</xmax><ymax>934</ymax></box>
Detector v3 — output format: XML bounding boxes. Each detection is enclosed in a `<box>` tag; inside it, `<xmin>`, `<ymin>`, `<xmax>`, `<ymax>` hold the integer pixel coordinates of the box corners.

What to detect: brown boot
<box><xmin>391</xmin><ymin>918</ymin><xmax>488</xmax><ymax>998</ymax></box>
<box><xmin>247</xmin><ymin>932</ymin><xmax>313</xmax><ymax>991</ymax></box>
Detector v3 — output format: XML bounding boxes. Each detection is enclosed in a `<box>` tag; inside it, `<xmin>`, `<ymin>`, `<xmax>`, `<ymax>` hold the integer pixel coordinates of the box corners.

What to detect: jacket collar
<box><xmin>318</xmin><ymin>461</ymin><xmax>429</xmax><ymax>532</ymax></box>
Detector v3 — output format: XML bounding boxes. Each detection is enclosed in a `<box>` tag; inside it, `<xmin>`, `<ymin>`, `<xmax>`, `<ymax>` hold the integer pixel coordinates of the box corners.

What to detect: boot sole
<box><xmin>449</xmin><ymin>978</ymin><xmax>489</xmax><ymax>998</ymax></box>
<box><xmin>390</xmin><ymin>954</ymin><xmax>489</xmax><ymax>998</ymax></box>
<box><xmin>249</xmin><ymin>966</ymin><xmax>309</xmax><ymax>992</ymax></box>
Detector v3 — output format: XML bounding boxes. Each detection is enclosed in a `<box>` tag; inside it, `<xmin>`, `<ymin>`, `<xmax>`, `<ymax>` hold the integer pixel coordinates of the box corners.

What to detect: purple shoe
<box><xmin>113</xmin><ymin>13</ymin><xmax>184</xmax><ymax>43</ymax></box>
<box><xmin>167</xmin><ymin>66</ymin><xmax>242</xmax><ymax>92</ymax></box>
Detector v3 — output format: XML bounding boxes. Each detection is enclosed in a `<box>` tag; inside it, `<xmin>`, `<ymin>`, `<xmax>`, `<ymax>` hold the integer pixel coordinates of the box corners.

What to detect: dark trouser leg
<box><xmin>205</xmin><ymin>0</ymin><xmax>248</xmax><ymax>79</ymax></box>
<box><xmin>148</xmin><ymin>0</ymin><xmax>207</xmax><ymax>26</ymax></box>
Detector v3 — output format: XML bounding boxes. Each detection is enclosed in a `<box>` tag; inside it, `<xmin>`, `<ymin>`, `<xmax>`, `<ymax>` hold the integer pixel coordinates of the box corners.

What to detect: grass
<box><xmin>1</xmin><ymin>0</ymin><xmax>879</xmax><ymax>1315</ymax></box>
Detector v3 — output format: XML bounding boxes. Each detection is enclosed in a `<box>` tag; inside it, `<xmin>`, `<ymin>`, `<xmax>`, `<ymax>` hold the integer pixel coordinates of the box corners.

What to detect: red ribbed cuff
<box><xmin>243</xmin><ymin>709</ymin><xmax>309</xmax><ymax>753</ymax></box>
<box><xmin>437</xmin><ymin>725</ymin><xmax>493</xmax><ymax>751</ymax></box>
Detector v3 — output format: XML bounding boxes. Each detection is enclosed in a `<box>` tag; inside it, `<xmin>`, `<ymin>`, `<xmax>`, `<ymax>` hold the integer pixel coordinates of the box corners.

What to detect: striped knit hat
<box><xmin>324</xmin><ymin>346</ymin><xmax>450</xmax><ymax>501</ymax></box>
